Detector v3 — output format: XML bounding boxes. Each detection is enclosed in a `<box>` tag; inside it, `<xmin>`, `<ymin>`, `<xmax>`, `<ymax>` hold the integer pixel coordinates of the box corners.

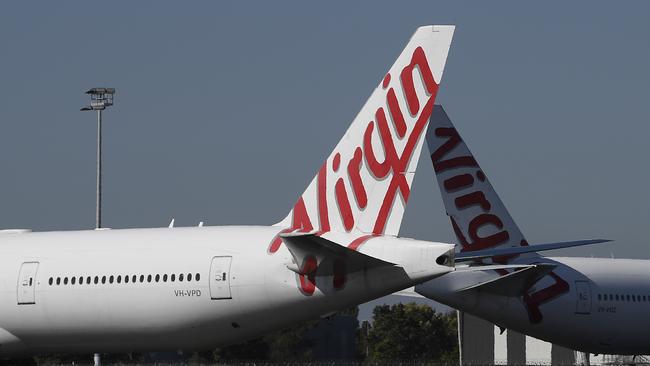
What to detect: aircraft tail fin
<box><xmin>426</xmin><ymin>106</ymin><xmax>531</xmax><ymax>260</ymax></box>
<box><xmin>276</xmin><ymin>26</ymin><xmax>455</xmax><ymax>237</ymax></box>
<box><xmin>426</xmin><ymin>106</ymin><xmax>611</xmax><ymax>264</ymax></box>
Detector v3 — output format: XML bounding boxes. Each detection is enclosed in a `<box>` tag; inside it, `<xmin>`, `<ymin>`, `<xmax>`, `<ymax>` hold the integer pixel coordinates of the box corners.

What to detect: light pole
<box><xmin>80</xmin><ymin>87</ymin><xmax>114</xmax><ymax>366</ymax></box>
<box><xmin>81</xmin><ymin>88</ymin><xmax>114</xmax><ymax>229</ymax></box>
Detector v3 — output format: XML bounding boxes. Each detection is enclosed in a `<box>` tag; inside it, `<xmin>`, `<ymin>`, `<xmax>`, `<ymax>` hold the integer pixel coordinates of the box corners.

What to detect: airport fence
<box><xmin>42</xmin><ymin>362</ymin><xmax>464</xmax><ymax>366</ymax></box>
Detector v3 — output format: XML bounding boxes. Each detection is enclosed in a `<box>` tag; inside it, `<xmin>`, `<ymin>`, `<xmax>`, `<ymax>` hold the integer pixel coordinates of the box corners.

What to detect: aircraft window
<box><xmin>125</xmin><ymin>275</ymin><xmax>129</xmax><ymax>284</ymax></box>
<box><xmin>632</xmin><ymin>295</ymin><xmax>636</xmax><ymax>302</ymax></box>
<box><xmin>71</xmin><ymin>277</ymin><xmax>76</xmax><ymax>285</ymax></box>
<box><xmin>56</xmin><ymin>277</ymin><xmax>61</xmax><ymax>285</ymax></box>
<box><xmin>133</xmin><ymin>275</ymin><xmax>138</xmax><ymax>283</ymax></box>
<box><xmin>155</xmin><ymin>274</ymin><xmax>160</xmax><ymax>282</ymax></box>
<box><xmin>147</xmin><ymin>275</ymin><xmax>152</xmax><ymax>283</ymax></box>
<box><xmin>196</xmin><ymin>273</ymin><xmax>201</xmax><ymax>281</ymax></box>
<box><xmin>87</xmin><ymin>276</ymin><xmax>92</xmax><ymax>284</ymax></box>
<box><xmin>163</xmin><ymin>274</ymin><xmax>168</xmax><ymax>282</ymax></box>
<box><xmin>64</xmin><ymin>277</ymin><xmax>69</xmax><ymax>285</ymax></box>
<box><xmin>109</xmin><ymin>276</ymin><xmax>114</xmax><ymax>284</ymax></box>
<box><xmin>94</xmin><ymin>276</ymin><xmax>99</xmax><ymax>284</ymax></box>
<box><xmin>101</xmin><ymin>276</ymin><xmax>106</xmax><ymax>284</ymax></box>
<box><xmin>188</xmin><ymin>273</ymin><xmax>193</xmax><ymax>282</ymax></box>
<box><xmin>49</xmin><ymin>277</ymin><xmax>53</xmax><ymax>286</ymax></box>
<box><xmin>179</xmin><ymin>274</ymin><xmax>184</xmax><ymax>282</ymax></box>
<box><xmin>597</xmin><ymin>294</ymin><xmax>601</xmax><ymax>301</ymax></box>
<box><xmin>139</xmin><ymin>275</ymin><xmax>144</xmax><ymax>283</ymax></box>
<box><xmin>615</xmin><ymin>295</ymin><xmax>619</xmax><ymax>301</ymax></box>
<box><xmin>171</xmin><ymin>274</ymin><xmax>176</xmax><ymax>282</ymax></box>
<box><xmin>117</xmin><ymin>275</ymin><xmax>122</xmax><ymax>284</ymax></box>
<box><xmin>626</xmin><ymin>295</ymin><xmax>630</xmax><ymax>301</ymax></box>
<box><xmin>78</xmin><ymin>276</ymin><xmax>83</xmax><ymax>285</ymax></box>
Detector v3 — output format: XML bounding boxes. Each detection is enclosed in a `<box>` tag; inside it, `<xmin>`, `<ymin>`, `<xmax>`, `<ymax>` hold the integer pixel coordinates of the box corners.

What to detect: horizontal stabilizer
<box><xmin>280</xmin><ymin>232</ymin><xmax>394</xmax><ymax>275</ymax></box>
<box><xmin>459</xmin><ymin>263</ymin><xmax>557</xmax><ymax>296</ymax></box>
<box><xmin>455</xmin><ymin>239</ymin><xmax>611</xmax><ymax>262</ymax></box>
<box><xmin>454</xmin><ymin>264</ymin><xmax>535</xmax><ymax>272</ymax></box>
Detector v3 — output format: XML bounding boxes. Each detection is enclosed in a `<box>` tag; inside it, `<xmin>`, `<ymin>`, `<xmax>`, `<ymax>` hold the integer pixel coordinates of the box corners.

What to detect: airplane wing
<box><xmin>280</xmin><ymin>232</ymin><xmax>395</xmax><ymax>275</ymax></box>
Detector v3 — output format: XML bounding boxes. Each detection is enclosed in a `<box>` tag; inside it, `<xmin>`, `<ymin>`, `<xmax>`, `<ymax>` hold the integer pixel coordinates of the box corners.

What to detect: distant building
<box><xmin>460</xmin><ymin>312</ymin><xmax>648</xmax><ymax>365</ymax></box>
<box><xmin>307</xmin><ymin>314</ymin><xmax>358</xmax><ymax>360</ymax></box>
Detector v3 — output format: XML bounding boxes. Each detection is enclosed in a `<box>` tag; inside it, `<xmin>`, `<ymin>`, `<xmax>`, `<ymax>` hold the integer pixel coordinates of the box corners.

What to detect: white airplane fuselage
<box><xmin>0</xmin><ymin>226</ymin><xmax>453</xmax><ymax>356</ymax></box>
<box><xmin>0</xmin><ymin>24</ymin><xmax>459</xmax><ymax>358</ymax></box>
<box><xmin>417</xmin><ymin>256</ymin><xmax>650</xmax><ymax>355</ymax></box>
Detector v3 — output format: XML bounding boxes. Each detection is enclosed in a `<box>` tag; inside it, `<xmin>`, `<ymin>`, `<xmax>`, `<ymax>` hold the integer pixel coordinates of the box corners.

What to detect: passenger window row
<box><xmin>598</xmin><ymin>293</ymin><xmax>648</xmax><ymax>302</ymax></box>
<box><xmin>47</xmin><ymin>273</ymin><xmax>201</xmax><ymax>286</ymax></box>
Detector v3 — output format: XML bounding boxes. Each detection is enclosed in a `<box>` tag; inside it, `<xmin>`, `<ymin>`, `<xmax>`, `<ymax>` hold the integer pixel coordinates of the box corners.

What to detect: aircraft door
<box><xmin>575</xmin><ymin>280</ymin><xmax>591</xmax><ymax>314</ymax></box>
<box><xmin>209</xmin><ymin>256</ymin><xmax>232</xmax><ymax>300</ymax></box>
<box><xmin>17</xmin><ymin>262</ymin><xmax>39</xmax><ymax>305</ymax></box>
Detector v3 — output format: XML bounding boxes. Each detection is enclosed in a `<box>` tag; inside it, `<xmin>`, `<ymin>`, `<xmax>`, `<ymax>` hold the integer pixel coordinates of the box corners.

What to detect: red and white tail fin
<box><xmin>426</xmin><ymin>105</ymin><xmax>533</xmax><ymax>257</ymax></box>
<box><xmin>277</xmin><ymin>25</ymin><xmax>455</xmax><ymax>236</ymax></box>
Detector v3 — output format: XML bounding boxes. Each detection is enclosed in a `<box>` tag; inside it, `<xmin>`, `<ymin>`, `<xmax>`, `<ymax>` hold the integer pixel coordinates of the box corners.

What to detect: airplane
<box><xmin>415</xmin><ymin>105</ymin><xmax>649</xmax><ymax>355</ymax></box>
<box><xmin>0</xmin><ymin>26</ymin><xmax>462</xmax><ymax>358</ymax></box>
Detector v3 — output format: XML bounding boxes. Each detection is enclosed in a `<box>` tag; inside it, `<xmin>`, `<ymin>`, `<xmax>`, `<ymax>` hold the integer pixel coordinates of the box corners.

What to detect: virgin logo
<box><xmin>268</xmin><ymin>46</ymin><xmax>440</xmax><ymax>296</ymax></box>
<box><xmin>430</xmin><ymin>127</ymin><xmax>507</xmax><ymax>252</ymax></box>
<box><xmin>431</xmin><ymin>127</ymin><xmax>569</xmax><ymax>323</ymax></box>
